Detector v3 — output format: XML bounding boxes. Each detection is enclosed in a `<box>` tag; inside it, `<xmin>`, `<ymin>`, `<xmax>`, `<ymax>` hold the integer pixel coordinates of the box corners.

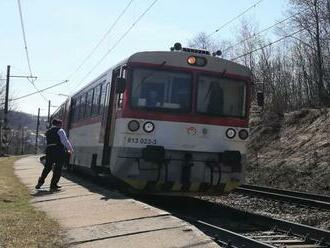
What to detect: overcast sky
<box><xmin>0</xmin><ymin>0</ymin><xmax>289</xmax><ymax>115</ymax></box>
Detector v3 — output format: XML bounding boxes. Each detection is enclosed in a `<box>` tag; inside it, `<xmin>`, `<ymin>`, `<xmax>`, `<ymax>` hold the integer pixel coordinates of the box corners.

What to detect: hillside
<box><xmin>247</xmin><ymin>109</ymin><xmax>330</xmax><ymax>196</ymax></box>
<box><xmin>5</xmin><ymin>111</ymin><xmax>48</xmax><ymax>131</ymax></box>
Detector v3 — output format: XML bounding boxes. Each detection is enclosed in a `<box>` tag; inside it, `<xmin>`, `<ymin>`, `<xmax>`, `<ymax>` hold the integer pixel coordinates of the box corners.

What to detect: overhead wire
<box><xmin>230</xmin><ymin>28</ymin><xmax>305</xmax><ymax>61</ymax></box>
<box><xmin>222</xmin><ymin>7</ymin><xmax>312</xmax><ymax>53</ymax></box>
<box><xmin>74</xmin><ymin>0</ymin><xmax>159</xmax><ymax>89</ymax></box>
<box><xmin>66</xmin><ymin>0</ymin><xmax>135</xmax><ymax>81</ymax></box>
<box><xmin>17</xmin><ymin>0</ymin><xmax>48</xmax><ymax>102</ymax></box>
<box><xmin>9</xmin><ymin>80</ymin><xmax>68</xmax><ymax>102</ymax></box>
<box><xmin>17</xmin><ymin>0</ymin><xmax>33</xmax><ymax>77</ymax></box>
<box><xmin>207</xmin><ymin>0</ymin><xmax>264</xmax><ymax>38</ymax></box>
<box><xmin>222</xmin><ymin>12</ymin><xmax>303</xmax><ymax>53</ymax></box>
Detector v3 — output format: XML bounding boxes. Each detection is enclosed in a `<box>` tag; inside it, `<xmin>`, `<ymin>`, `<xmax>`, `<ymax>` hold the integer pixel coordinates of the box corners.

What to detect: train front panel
<box><xmin>109</xmin><ymin>117</ymin><xmax>248</xmax><ymax>194</ymax></box>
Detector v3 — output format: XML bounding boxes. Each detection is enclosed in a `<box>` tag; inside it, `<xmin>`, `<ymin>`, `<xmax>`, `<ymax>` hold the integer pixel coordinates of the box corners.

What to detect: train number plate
<box><xmin>127</xmin><ymin>137</ymin><xmax>157</xmax><ymax>145</ymax></box>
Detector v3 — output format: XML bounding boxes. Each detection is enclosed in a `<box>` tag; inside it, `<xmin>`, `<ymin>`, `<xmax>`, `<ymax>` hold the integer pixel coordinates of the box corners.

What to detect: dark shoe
<box><xmin>35</xmin><ymin>181</ymin><xmax>43</xmax><ymax>189</ymax></box>
<box><xmin>50</xmin><ymin>185</ymin><xmax>62</xmax><ymax>190</ymax></box>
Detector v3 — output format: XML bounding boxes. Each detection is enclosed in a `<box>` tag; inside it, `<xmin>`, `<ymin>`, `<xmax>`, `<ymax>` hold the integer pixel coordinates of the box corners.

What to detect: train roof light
<box><xmin>212</xmin><ymin>50</ymin><xmax>222</xmax><ymax>57</ymax></box>
<box><xmin>187</xmin><ymin>56</ymin><xmax>207</xmax><ymax>67</ymax></box>
<box><xmin>171</xmin><ymin>42</ymin><xmax>182</xmax><ymax>51</ymax></box>
<box><xmin>187</xmin><ymin>56</ymin><xmax>196</xmax><ymax>65</ymax></box>
<box><xmin>174</xmin><ymin>42</ymin><xmax>182</xmax><ymax>51</ymax></box>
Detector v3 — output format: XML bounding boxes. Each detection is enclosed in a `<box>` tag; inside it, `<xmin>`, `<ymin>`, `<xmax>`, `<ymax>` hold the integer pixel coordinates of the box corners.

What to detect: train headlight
<box><xmin>143</xmin><ymin>121</ymin><xmax>155</xmax><ymax>133</ymax></box>
<box><xmin>128</xmin><ymin>120</ymin><xmax>140</xmax><ymax>132</ymax></box>
<box><xmin>187</xmin><ymin>56</ymin><xmax>196</xmax><ymax>64</ymax></box>
<box><xmin>226</xmin><ymin>128</ymin><xmax>236</xmax><ymax>139</ymax></box>
<box><xmin>238</xmin><ymin>129</ymin><xmax>249</xmax><ymax>140</ymax></box>
<box><xmin>187</xmin><ymin>56</ymin><xmax>207</xmax><ymax>66</ymax></box>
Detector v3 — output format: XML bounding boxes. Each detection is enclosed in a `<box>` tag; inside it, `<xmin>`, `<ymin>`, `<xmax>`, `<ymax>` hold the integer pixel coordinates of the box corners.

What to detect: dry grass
<box><xmin>0</xmin><ymin>157</ymin><xmax>67</xmax><ymax>248</ymax></box>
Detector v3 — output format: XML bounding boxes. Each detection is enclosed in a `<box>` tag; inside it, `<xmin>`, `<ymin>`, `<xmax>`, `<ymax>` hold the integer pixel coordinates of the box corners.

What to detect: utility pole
<box><xmin>35</xmin><ymin>108</ymin><xmax>40</xmax><ymax>154</ymax></box>
<box><xmin>21</xmin><ymin>127</ymin><xmax>24</xmax><ymax>155</ymax></box>
<box><xmin>2</xmin><ymin>65</ymin><xmax>11</xmax><ymax>155</ymax></box>
<box><xmin>2</xmin><ymin>65</ymin><xmax>37</xmax><ymax>155</ymax></box>
<box><xmin>4</xmin><ymin>65</ymin><xmax>10</xmax><ymax>121</ymax></box>
<box><xmin>0</xmin><ymin>120</ymin><xmax>3</xmax><ymax>156</ymax></box>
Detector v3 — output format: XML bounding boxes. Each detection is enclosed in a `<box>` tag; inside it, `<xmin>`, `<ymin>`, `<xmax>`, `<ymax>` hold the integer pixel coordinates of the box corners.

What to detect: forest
<box><xmin>189</xmin><ymin>0</ymin><xmax>330</xmax><ymax>112</ymax></box>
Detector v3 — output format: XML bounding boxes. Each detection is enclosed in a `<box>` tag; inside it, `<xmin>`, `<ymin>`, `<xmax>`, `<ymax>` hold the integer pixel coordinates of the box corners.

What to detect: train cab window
<box><xmin>131</xmin><ymin>68</ymin><xmax>192</xmax><ymax>112</ymax></box>
<box><xmin>197</xmin><ymin>75</ymin><xmax>246</xmax><ymax>117</ymax></box>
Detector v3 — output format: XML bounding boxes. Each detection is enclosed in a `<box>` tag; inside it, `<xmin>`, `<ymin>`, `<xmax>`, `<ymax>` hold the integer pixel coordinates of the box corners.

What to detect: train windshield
<box><xmin>197</xmin><ymin>75</ymin><xmax>246</xmax><ymax>118</ymax></box>
<box><xmin>131</xmin><ymin>68</ymin><xmax>192</xmax><ymax>112</ymax></box>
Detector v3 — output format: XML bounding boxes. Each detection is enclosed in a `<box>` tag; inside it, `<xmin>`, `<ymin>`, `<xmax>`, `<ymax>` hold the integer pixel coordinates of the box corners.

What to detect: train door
<box><xmin>101</xmin><ymin>67</ymin><xmax>121</xmax><ymax>166</ymax></box>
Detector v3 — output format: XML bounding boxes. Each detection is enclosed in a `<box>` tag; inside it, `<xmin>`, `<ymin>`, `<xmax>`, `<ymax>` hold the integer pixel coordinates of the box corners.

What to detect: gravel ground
<box><xmin>200</xmin><ymin>193</ymin><xmax>330</xmax><ymax>231</ymax></box>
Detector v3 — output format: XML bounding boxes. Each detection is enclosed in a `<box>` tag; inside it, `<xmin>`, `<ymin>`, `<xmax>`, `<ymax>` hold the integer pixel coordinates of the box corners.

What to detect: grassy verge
<box><xmin>0</xmin><ymin>157</ymin><xmax>66</xmax><ymax>247</ymax></box>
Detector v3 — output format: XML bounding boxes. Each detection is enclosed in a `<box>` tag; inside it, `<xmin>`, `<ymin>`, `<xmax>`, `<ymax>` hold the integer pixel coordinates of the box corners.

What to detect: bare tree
<box><xmin>188</xmin><ymin>3</ymin><xmax>330</xmax><ymax>113</ymax></box>
<box><xmin>288</xmin><ymin>0</ymin><xmax>330</xmax><ymax>106</ymax></box>
<box><xmin>188</xmin><ymin>32</ymin><xmax>221</xmax><ymax>52</ymax></box>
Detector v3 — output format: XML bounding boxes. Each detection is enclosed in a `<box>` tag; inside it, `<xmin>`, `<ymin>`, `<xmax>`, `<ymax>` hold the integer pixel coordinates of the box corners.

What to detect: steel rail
<box><xmin>236</xmin><ymin>185</ymin><xmax>330</xmax><ymax>210</ymax></box>
<box><xmin>187</xmin><ymin>217</ymin><xmax>274</xmax><ymax>248</ymax></box>
<box><xmin>239</xmin><ymin>184</ymin><xmax>330</xmax><ymax>202</ymax></box>
<box><xmin>192</xmin><ymin>198</ymin><xmax>330</xmax><ymax>247</ymax></box>
<box><xmin>138</xmin><ymin>196</ymin><xmax>330</xmax><ymax>247</ymax></box>
<box><xmin>242</xmin><ymin>207</ymin><xmax>330</xmax><ymax>247</ymax></box>
<box><xmin>184</xmin><ymin>215</ymin><xmax>328</xmax><ymax>248</ymax></box>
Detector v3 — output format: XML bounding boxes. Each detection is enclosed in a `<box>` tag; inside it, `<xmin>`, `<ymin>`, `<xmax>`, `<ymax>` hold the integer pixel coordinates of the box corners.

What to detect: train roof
<box><xmin>127</xmin><ymin>51</ymin><xmax>252</xmax><ymax>77</ymax></box>
<box><xmin>70</xmin><ymin>50</ymin><xmax>252</xmax><ymax>98</ymax></box>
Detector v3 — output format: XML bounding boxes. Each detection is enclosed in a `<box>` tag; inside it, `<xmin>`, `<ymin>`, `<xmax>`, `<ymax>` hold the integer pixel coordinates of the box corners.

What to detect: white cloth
<box><xmin>57</xmin><ymin>128</ymin><xmax>74</xmax><ymax>153</ymax></box>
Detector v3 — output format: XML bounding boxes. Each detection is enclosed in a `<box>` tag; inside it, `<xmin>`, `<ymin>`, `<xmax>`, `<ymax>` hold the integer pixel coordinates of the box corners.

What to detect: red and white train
<box><xmin>52</xmin><ymin>43</ymin><xmax>252</xmax><ymax>195</ymax></box>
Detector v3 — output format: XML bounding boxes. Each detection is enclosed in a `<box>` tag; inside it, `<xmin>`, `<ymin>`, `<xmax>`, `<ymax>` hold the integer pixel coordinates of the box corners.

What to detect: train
<box><xmin>51</xmin><ymin>43</ymin><xmax>252</xmax><ymax>195</ymax></box>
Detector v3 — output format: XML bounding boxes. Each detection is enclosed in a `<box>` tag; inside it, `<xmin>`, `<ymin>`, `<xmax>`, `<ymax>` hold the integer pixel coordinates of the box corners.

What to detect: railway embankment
<box><xmin>201</xmin><ymin>109</ymin><xmax>330</xmax><ymax>232</ymax></box>
<box><xmin>247</xmin><ymin>108</ymin><xmax>330</xmax><ymax>195</ymax></box>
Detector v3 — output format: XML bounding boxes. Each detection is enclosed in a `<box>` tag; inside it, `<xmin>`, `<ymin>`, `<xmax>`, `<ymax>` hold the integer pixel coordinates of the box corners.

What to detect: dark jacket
<box><xmin>45</xmin><ymin>127</ymin><xmax>65</xmax><ymax>154</ymax></box>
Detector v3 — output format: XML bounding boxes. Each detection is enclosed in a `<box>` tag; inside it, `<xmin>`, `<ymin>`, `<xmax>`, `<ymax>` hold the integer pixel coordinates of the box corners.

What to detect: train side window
<box><xmin>113</xmin><ymin>67</ymin><xmax>124</xmax><ymax>108</ymax></box>
<box><xmin>71</xmin><ymin>98</ymin><xmax>76</xmax><ymax>122</ymax></box>
<box><xmin>92</xmin><ymin>84</ymin><xmax>101</xmax><ymax>115</ymax></box>
<box><xmin>99</xmin><ymin>82</ymin><xmax>108</xmax><ymax>114</ymax></box>
<box><xmin>117</xmin><ymin>92</ymin><xmax>123</xmax><ymax>108</ymax></box>
<box><xmin>71</xmin><ymin>99</ymin><xmax>75</xmax><ymax>122</ymax></box>
<box><xmin>105</xmin><ymin>83</ymin><xmax>110</xmax><ymax>108</ymax></box>
<box><xmin>77</xmin><ymin>96</ymin><xmax>81</xmax><ymax>120</ymax></box>
<box><xmin>79</xmin><ymin>93</ymin><xmax>87</xmax><ymax>119</ymax></box>
<box><xmin>86</xmin><ymin>89</ymin><xmax>93</xmax><ymax>118</ymax></box>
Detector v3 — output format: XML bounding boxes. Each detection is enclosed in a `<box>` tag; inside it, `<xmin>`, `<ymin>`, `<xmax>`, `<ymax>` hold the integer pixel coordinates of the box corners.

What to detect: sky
<box><xmin>0</xmin><ymin>0</ymin><xmax>289</xmax><ymax>116</ymax></box>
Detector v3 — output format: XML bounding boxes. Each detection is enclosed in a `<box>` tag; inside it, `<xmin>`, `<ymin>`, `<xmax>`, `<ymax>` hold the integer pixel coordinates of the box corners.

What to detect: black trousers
<box><xmin>38</xmin><ymin>147</ymin><xmax>65</xmax><ymax>187</ymax></box>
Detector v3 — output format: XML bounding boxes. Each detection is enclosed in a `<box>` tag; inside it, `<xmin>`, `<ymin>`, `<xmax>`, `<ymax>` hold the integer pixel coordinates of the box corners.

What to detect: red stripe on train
<box><xmin>120</xmin><ymin>110</ymin><xmax>248</xmax><ymax>127</ymax></box>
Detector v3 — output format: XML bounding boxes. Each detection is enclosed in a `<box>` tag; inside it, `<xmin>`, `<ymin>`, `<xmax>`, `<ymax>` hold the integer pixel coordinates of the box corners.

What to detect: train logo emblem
<box><xmin>186</xmin><ymin>126</ymin><xmax>197</xmax><ymax>136</ymax></box>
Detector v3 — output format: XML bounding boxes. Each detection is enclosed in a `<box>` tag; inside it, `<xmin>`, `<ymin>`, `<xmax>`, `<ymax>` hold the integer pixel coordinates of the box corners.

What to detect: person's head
<box><xmin>51</xmin><ymin>118</ymin><xmax>63</xmax><ymax>127</ymax></box>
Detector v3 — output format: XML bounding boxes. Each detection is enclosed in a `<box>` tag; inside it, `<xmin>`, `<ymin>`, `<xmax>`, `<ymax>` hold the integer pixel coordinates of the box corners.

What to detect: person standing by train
<box><xmin>35</xmin><ymin>118</ymin><xmax>74</xmax><ymax>190</ymax></box>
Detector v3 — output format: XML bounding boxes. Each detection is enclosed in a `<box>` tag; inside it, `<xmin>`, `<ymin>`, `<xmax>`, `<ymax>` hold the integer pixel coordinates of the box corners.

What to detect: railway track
<box><xmin>139</xmin><ymin>196</ymin><xmax>330</xmax><ymax>248</ymax></box>
<box><xmin>236</xmin><ymin>184</ymin><xmax>330</xmax><ymax>210</ymax></box>
<box><xmin>60</xmin><ymin>170</ymin><xmax>330</xmax><ymax>247</ymax></box>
